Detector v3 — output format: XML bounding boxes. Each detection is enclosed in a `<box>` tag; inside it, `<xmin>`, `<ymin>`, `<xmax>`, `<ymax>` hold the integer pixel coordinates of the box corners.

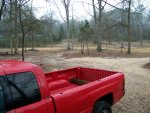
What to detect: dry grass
<box><xmin>1</xmin><ymin>41</ymin><xmax>150</xmax><ymax>55</ymax></box>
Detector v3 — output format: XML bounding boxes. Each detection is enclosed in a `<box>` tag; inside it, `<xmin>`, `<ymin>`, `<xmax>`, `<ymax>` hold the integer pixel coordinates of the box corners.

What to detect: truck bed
<box><xmin>45</xmin><ymin>67</ymin><xmax>118</xmax><ymax>94</ymax></box>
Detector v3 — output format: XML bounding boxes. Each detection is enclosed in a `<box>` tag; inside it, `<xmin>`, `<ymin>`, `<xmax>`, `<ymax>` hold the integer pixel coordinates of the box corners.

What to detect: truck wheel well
<box><xmin>96</xmin><ymin>93</ymin><xmax>113</xmax><ymax>106</ymax></box>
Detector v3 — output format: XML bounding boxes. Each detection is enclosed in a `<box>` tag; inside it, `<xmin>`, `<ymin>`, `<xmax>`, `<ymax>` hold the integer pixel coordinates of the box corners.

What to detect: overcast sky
<box><xmin>32</xmin><ymin>0</ymin><xmax>150</xmax><ymax>21</ymax></box>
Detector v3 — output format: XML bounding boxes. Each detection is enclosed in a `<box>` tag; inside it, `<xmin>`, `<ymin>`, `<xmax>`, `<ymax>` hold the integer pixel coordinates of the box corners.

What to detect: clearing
<box><xmin>0</xmin><ymin>42</ymin><xmax>150</xmax><ymax>113</ymax></box>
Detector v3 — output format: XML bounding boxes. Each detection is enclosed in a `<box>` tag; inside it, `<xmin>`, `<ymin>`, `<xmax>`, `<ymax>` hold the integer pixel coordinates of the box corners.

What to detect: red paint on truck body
<box><xmin>0</xmin><ymin>60</ymin><xmax>125</xmax><ymax>113</ymax></box>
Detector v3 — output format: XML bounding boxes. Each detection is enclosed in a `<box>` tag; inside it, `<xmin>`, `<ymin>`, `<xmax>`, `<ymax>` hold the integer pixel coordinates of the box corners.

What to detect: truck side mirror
<box><xmin>0</xmin><ymin>85</ymin><xmax>6</xmax><ymax>113</ymax></box>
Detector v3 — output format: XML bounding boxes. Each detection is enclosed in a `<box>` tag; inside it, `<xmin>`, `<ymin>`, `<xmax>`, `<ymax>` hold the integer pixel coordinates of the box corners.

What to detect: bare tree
<box><xmin>134</xmin><ymin>2</ymin><xmax>145</xmax><ymax>46</ymax></box>
<box><xmin>80</xmin><ymin>27</ymin><xmax>85</xmax><ymax>54</ymax></box>
<box><xmin>63</xmin><ymin>0</ymin><xmax>71</xmax><ymax>50</ymax></box>
<box><xmin>3</xmin><ymin>0</ymin><xmax>20</xmax><ymax>54</ymax></box>
<box><xmin>18</xmin><ymin>0</ymin><xmax>30</xmax><ymax>61</ymax></box>
<box><xmin>120</xmin><ymin>0</ymin><xmax>127</xmax><ymax>53</ymax></box>
<box><xmin>80</xmin><ymin>20</ymin><xmax>93</xmax><ymax>55</ymax></box>
<box><xmin>9</xmin><ymin>0</ymin><xmax>14</xmax><ymax>54</ymax></box>
<box><xmin>14</xmin><ymin>0</ymin><xmax>19</xmax><ymax>54</ymax></box>
<box><xmin>127</xmin><ymin>0</ymin><xmax>131</xmax><ymax>54</ymax></box>
<box><xmin>70</xmin><ymin>7</ymin><xmax>74</xmax><ymax>50</ymax></box>
<box><xmin>0</xmin><ymin>0</ymin><xmax>5</xmax><ymax>21</ymax></box>
<box><xmin>92</xmin><ymin>0</ymin><xmax>98</xmax><ymax>43</ymax></box>
<box><xmin>82</xmin><ymin>0</ymin><xmax>106</xmax><ymax>52</ymax></box>
<box><xmin>30</xmin><ymin>0</ymin><xmax>34</xmax><ymax>50</ymax></box>
<box><xmin>49</xmin><ymin>0</ymin><xmax>72</xmax><ymax>50</ymax></box>
<box><xmin>96</xmin><ymin>0</ymin><xmax>106</xmax><ymax>52</ymax></box>
<box><xmin>92</xmin><ymin>0</ymin><xmax>97</xmax><ymax>25</ymax></box>
<box><xmin>83</xmin><ymin>0</ymin><xmax>127</xmax><ymax>52</ymax></box>
<box><xmin>19</xmin><ymin>4</ymin><xmax>25</xmax><ymax>61</ymax></box>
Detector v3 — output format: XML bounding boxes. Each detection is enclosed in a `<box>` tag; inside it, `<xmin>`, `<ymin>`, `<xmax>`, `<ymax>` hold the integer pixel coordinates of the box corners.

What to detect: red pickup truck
<box><xmin>0</xmin><ymin>60</ymin><xmax>125</xmax><ymax>113</ymax></box>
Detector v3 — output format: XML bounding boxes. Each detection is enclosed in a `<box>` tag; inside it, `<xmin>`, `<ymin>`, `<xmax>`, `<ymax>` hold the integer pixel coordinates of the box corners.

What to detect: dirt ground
<box><xmin>0</xmin><ymin>45</ymin><xmax>150</xmax><ymax>113</ymax></box>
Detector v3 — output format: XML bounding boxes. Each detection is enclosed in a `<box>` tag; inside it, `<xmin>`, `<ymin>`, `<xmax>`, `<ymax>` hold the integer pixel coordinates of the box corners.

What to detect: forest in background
<box><xmin>0</xmin><ymin>0</ymin><xmax>150</xmax><ymax>60</ymax></box>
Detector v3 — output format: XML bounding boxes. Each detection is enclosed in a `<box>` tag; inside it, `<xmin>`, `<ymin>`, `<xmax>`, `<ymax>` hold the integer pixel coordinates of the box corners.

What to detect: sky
<box><xmin>32</xmin><ymin>0</ymin><xmax>150</xmax><ymax>21</ymax></box>
<box><xmin>32</xmin><ymin>0</ymin><xmax>120</xmax><ymax>20</ymax></box>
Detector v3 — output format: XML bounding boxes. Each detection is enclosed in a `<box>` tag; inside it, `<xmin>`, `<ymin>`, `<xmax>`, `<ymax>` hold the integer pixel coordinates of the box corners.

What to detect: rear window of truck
<box><xmin>0</xmin><ymin>76</ymin><xmax>13</xmax><ymax>112</ymax></box>
<box><xmin>0</xmin><ymin>72</ymin><xmax>41</xmax><ymax>112</ymax></box>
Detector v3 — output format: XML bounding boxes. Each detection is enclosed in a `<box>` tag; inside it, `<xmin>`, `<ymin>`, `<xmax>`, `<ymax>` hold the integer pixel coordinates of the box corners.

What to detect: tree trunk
<box><xmin>140</xmin><ymin>22</ymin><xmax>143</xmax><ymax>46</ymax></box>
<box><xmin>71</xmin><ymin>38</ymin><xmax>73</xmax><ymax>50</ymax></box>
<box><xmin>86</xmin><ymin>39</ymin><xmax>89</xmax><ymax>55</ymax></box>
<box><xmin>14</xmin><ymin>0</ymin><xmax>18</xmax><ymax>54</ymax></box>
<box><xmin>31</xmin><ymin>0</ymin><xmax>34</xmax><ymax>50</ymax></box>
<box><xmin>97</xmin><ymin>0</ymin><xmax>102</xmax><ymax>52</ymax></box>
<box><xmin>0</xmin><ymin>0</ymin><xmax>5</xmax><ymax>21</ymax></box>
<box><xmin>121</xmin><ymin>41</ymin><xmax>124</xmax><ymax>53</ymax></box>
<box><xmin>9</xmin><ymin>0</ymin><xmax>14</xmax><ymax>54</ymax></box>
<box><xmin>14</xmin><ymin>37</ymin><xmax>18</xmax><ymax>54</ymax></box>
<box><xmin>105</xmin><ymin>42</ymin><xmax>108</xmax><ymax>50</ymax></box>
<box><xmin>92</xmin><ymin>0</ymin><xmax>97</xmax><ymax>24</ymax></box>
<box><xmin>10</xmin><ymin>38</ymin><xmax>13</xmax><ymax>55</ymax></box>
<box><xmin>31</xmin><ymin>32</ymin><xmax>34</xmax><ymax>50</ymax></box>
<box><xmin>81</xmin><ymin>43</ymin><xmax>83</xmax><ymax>54</ymax></box>
<box><xmin>66</xmin><ymin>6</ymin><xmax>71</xmax><ymax>50</ymax></box>
<box><xmin>127</xmin><ymin>0</ymin><xmax>131</xmax><ymax>54</ymax></box>
<box><xmin>107</xmin><ymin>30</ymin><xmax>111</xmax><ymax>44</ymax></box>
<box><xmin>92</xmin><ymin>0</ymin><xmax>98</xmax><ymax>42</ymax></box>
<box><xmin>81</xmin><ymin>40</ymin><xmax>84</xmax><ymax>54</ymax></box>
<box><xmin>71</xmin><ymin>7</ymin><xmax>74</xmax><ymax>50</ymax></box>
<box><xmin>19</xmin><ymin>5</ymin><xmax>25</xmax><ymax>61</ymax></box>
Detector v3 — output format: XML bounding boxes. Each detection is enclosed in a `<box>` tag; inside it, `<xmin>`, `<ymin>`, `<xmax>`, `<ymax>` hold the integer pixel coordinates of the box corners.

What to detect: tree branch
<box><xmin>102</xmin><ymin>0</ymin><xmax>107</xmax><ymax>10</ymax></box>
<box><xmin>51</xmin><ymin>0</ymin><xmax>67</xmax><ymax>23</ymax></box>
<box><xmin>81</xmin><ymin>1</ymin><xmax>99</xmax><ymax>10</ymax></box>
<box><xmin>82</xmin><ymin>2</ymin><xmax>94</xmax><ymax>18</ymax></box>
<box><xmin>101</xmin><ymin>0</ymin><xmax>126</xmax><ymax>12</ymax></box>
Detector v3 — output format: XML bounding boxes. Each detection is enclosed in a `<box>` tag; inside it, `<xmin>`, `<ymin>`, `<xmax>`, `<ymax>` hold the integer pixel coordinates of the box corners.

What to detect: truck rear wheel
<box><xmin>93</xmin><ymin>101</ymin><xmax>112</xmax><ymax>113</ymax></box>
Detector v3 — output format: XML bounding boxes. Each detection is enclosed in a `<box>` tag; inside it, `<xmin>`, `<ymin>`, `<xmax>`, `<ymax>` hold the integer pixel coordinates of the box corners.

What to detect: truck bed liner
<box><xmin>45</xmin><ymin>67</ymin><xmax>118</xmax><ymax>93</ymax></box>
